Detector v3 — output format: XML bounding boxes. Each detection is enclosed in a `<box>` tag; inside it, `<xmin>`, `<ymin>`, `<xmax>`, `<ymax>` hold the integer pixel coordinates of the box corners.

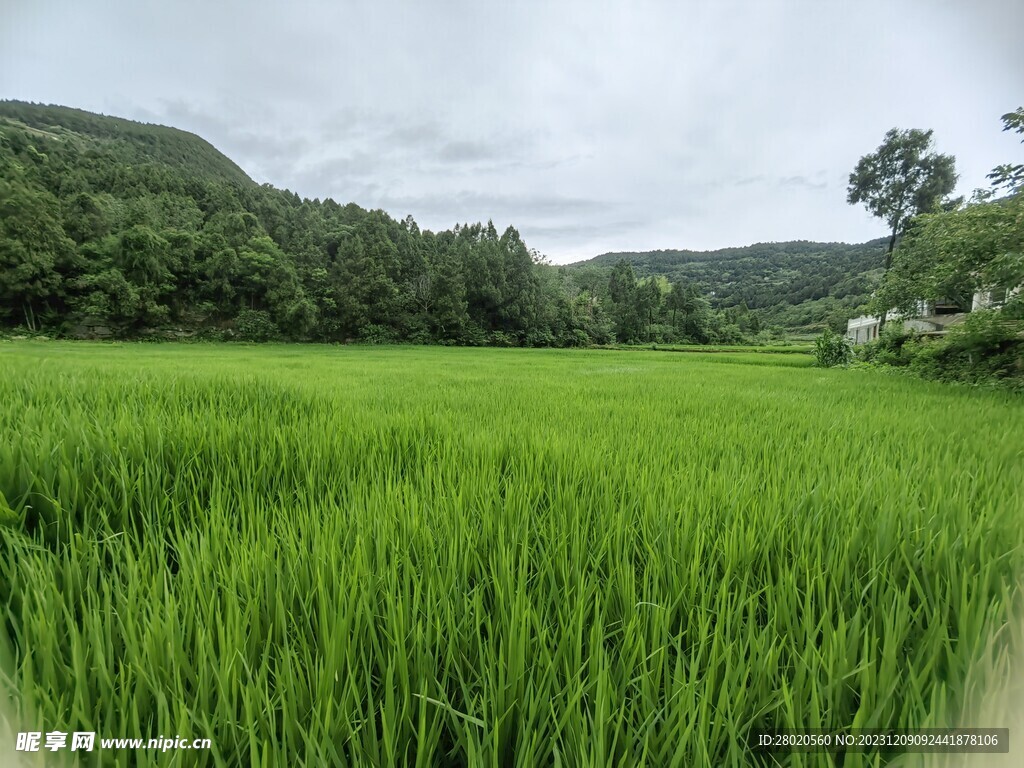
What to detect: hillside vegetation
<box><xmin>1</xmin><ymin>101</ymin><xmax>877</xmax><ymax>344</ymax></box>
<box><xmin>0</xmin><ymin>101</ymin><xmax>598</xmax><ymax>346</ymax></box>
<box><xmin>0</xmin><ymin>101</ymin><xmax>252</xmax><ymax>187</ymax></box>
<box><xmin>568</xmin><ymin>239</ymin><xmax>887</xmax><ymax>333</ymax></box>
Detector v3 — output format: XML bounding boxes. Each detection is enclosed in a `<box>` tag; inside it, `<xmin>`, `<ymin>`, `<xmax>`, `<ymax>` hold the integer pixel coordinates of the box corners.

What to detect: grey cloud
<box><xmin>133</xmin><ymin>99</ymin><xmax>313</xmax><ymax>183</ymax></box>
<box><xmin>373</xmin><ymin>191</ymin><xmax>614</xmax><ymax>222</ymax></box>
<box><xmin>779</xmin><ymin>175</ymin><xmax>829</xmax><ymax>191</ymax></box>
<box><xmin>296</xmin><ymin>153</ymin><xmax>385</xmax><ymax>185</ymax></box>
<box><xmin>522</xmin><ymin>220</ymin><xmax>648</xmax><ymax>240</ymax></box>
<box><xmin>436</xmin><ymin>140</ymin><xmax>505</xmax><ymax>163</ymax></box>
<box><xmin>7</xmin><ymin>0</ymin><xmax>1020</xmax><ymax>262</ymax></box>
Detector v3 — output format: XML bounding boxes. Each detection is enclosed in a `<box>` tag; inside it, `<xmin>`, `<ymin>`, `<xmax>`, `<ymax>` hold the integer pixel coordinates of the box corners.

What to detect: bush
<box><xmin>488</xmin><ymin>331</ymin><xmax>518</xmax><ymax>348</ymax></box>
<box><xmin>859</xmin><ymin>324</ymin><xmax>918</xmax><ymax>366</ymax></box>
<box><xmin>406</xmin><ymin>329</ymin><xmax>434</xmax><ymax>345</ymax></box>
<box><xmin>927</xmin><ymin>311</ymin><xmax>1024</xmax><ymax>385</ymax></box>
<box><xmin>459</xmin><ymin>323</ymin><xmax>488</xmax><ymax>347</ymax></box>
<box><xmin>711</xmin><ymin>324</ymin><xmax>744</xmax><ymax>345</ymax></box>
<box><xmin>525</xmin><ymin>329</ymin><xmax>556</xmax><ymax>348</ymax></box>
<box><xmin>906</xmin><ymin>339</ymin><xmax>946</xmax><ymax>381</ymax></box>
<box><xmin>235</xmin><ymin>310</ymin><xmax>279</xmax><ymax>342</ymax></box>
<box><xmin>867</xmin><ymin>311</ymin><xmax>1024</xmax><ymax>389</ymax></box>
<box><xmin>813</xmin><ymin>328</ymin><xmax>853</xmax><ymax>367</ymax></box>
<box><xmin>561</xmin><ymin>329</ymin><xmax>591</xmax><ymax>348</ymax></box>
<box><xmin>359</xmin><ymin>324</ymin><xmax>398</xmax><ymax>345</ymax></box>
<box><xmin>646</xmin><ymin>323</ymin><xmax>675</xmax><ymax>344</ymax></box>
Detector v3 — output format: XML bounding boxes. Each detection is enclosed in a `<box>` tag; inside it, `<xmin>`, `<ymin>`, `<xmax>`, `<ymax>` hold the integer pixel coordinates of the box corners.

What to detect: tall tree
<box><xmin>607</xmin><ymin>260</ymin><xmax>639</xmax><ymax>341</ymax></box>
<box><xmin>848</xmin><ymin>128</ymin><xmax>958</xmax><ymax>271</ymax></box>
<box><xmin>0</xmin><ymin>179</ymin><xmax>75</xmax><ymax>330</ymax></box>
<box><xmin>847</xmin><ymin>129</ymin><xmax>957</xmax><ymax>327</ymax></box>
<box><xmin>876</xmin><ymin>110</ymin><xmax>1024</xmax><ymax>320</ymax></box>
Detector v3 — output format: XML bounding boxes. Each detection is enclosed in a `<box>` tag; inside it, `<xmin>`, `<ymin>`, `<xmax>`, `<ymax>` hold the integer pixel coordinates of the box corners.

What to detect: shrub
<box><xmin>525</xmin><ymin>329</ymin><xmax>556</xmax><ymax>348</ymax></box>
<box><xmin>869</xmin><ymin>311</ymin><xmax>1024</xmax><ymax>388</ymax></box>
<box><xmin>234</xmin><ymin>309</ymin><xmax>279</xmax><ymax>342</ymax></box>
<box><xmin>906</xmin><ymin>338</ymin><xmax>946</xmax><ymax>381</ymax></box>
<box><xmin>561</xmin><ymin>328</ymin><xmax>591</xmax><ymax>348</ymax></box>
<box><xmin>813</xmin><ymin>328</ymin><xmax>853</xmax><ymax>367</ymax></box>
<box><xmin>359</xmin><ymin>324</ymin><xmax>398</xmax><ymax>345</ymax></box>
<box><xmin>459</xmin><ymin>323</ymin><xmax>488</xmax><ymax>347</ymax></box>
<box><xmin>406</xmin><ymin>329</ymin><xmax>434</xmax><ymax>345</ymax></box>
<box><xmin>931</xmin><ymin>311</ymin><xmax>1024</xmax><ymax>385</ymax></box>
<box><xmin>488</xmin><ymin>331</ymin><xmax>518</xmax><ymax>348</ymax></box>
<box><xmin>868</xmin><ymin>324</ymin><xmax>918</xmax><ymax>367</ymax></box>
<box><xmin>647</xmin><ymin>323</ymin><xmax>675</xmax><ymax>344</ymax></box>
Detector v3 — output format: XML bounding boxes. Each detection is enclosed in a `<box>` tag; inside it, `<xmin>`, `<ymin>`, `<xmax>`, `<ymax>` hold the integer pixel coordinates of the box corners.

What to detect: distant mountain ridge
<box><xmin>567</xmin><ymin>238</ymin><xmax>888</xmax><ymax>331</ymax></box>
<box><xmin>573</xmin><ymin>238</ymin><xmax>886</xmax><ymax>268</ymax></box>
<box><xmin>0</xmin><ymin>101</ymin><xmax>252</xmax><ymax>187</ymax></box>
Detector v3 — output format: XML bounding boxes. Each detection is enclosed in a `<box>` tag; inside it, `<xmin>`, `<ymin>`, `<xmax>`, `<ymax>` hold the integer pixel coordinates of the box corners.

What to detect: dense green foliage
<box><xmin>568</xmin><ymin>239</ymin><xmax>886</xmax><ymax>335</ymax></box>
<box><xmin>0</xmin><ymin>102</ymin><xmax>615</xmax><ymax>346</ymax></box>
<box><xmin>987</xmin><ymin>107</ymin><xmax>1024</xmax><ymax>195</ymax></box>
<box><xmin>0</xmin><ymin>101</ymin><xmax>894</xmax><ymax>344</ymax></box>
<box><xmin>862</xmin><ymin>111</ymin><xmax>1024</xmax><ymax>386</ymax></box>
<box><xmin>813</xmin><ymin>328</ymin><xmax>853</xmax><ymax>368</ymax></box>
<box><xmin>0</xmin><ymin>101</ymin><xmax>252</xmax><ymax>187</ymax></box>
<box><xmin>2</xmin><ymin>342</ymin><xmax>1022</xmax><ymax>766</ymax></box>
<box><xmin>858</xmin><ymin>312</ymin><xmax>1024</xmax><ymax>389</ymax></box>
<box><xmin>874</xmin><ymin>192</ymin><xmax>1024</xmax><ymax>318</ymax></box>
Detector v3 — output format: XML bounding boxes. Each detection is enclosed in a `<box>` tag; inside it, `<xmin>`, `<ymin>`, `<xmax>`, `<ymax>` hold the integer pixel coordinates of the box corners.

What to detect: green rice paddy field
<box><xmin>1</xmin><ymin>342</ymin><xmax>1023</xmax><ymax>767</ymax></box>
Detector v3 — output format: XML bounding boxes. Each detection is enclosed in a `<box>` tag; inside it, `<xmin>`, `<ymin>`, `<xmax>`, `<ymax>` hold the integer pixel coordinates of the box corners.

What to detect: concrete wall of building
<box><xmin>846</xmin><ymin>316</ymin><xmax>879</xmax><ymax>344</ymax></box>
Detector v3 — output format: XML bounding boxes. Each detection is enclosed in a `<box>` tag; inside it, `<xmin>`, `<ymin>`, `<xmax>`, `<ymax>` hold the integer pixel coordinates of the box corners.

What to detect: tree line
<box><xmin>0</xmin><ymin>102</ymin><xmax>777</xmax><ymax>346</ymax></box>
<box><xmin>571</xmin><ymin>239</ymin><xmax>887</xmax><ymax>335</ymax></box>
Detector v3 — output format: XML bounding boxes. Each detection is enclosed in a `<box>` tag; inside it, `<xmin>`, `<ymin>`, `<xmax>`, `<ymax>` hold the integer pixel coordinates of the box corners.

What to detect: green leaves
<box><xmin>876</xmin><ymin>189</ymin><xmax>1024</xmax><ymax>317</ymax></box>
<box><xmin>813</xmin><ymin>328</ymin><xmax>853</xmax><ymax>367</ymax></box>
<box><xmin>847</xmin><ymin>128</ymin><xmax>958</xmax><ymax>267</ymax></box>
<box><xmin>0</xmin><ymin>177</ymin><xmax>75</xmax><ymax>329</ymax></box>
<box><xmin>987</xmin><ymin>107</ymin><xmax>1024</xmax><ymax>195</ymax></box>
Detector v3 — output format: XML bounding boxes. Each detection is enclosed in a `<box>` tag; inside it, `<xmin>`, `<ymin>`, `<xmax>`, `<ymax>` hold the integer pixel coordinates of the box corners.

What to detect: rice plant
<box><xmin>1</xmin><ymin>342</ymin><xmax>1022</xmax><ymax>767</ymax></box>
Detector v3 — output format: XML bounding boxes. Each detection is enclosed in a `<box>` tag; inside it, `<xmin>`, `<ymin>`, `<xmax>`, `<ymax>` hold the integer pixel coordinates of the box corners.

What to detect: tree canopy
<box><xmin>2</xmin><ymin>101</ymin><xmax>858</xmax><ymax>343</ymax></box>
<box><xmin>847</xmin><ymin>128</ymin><xmax>958</xmax><ymax>270</ymax></box>
<box><xmin>987</xmin><ymin>107</ymin><xmax>1024</xmax><ymax>196</ymax></box>
<box><xmin>568</xmin><ymin>240</ymin><xmax>887</xmax><ymax>335</ymax></box>
<box><xmin>873</xmin><ymin>111</ymin><xmax>1024</xmax><ymax>320</ymax></box>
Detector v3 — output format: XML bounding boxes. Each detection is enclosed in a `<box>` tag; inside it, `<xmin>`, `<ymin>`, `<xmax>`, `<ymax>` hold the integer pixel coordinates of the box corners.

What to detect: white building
<box><xmin>846</xmin><ymin>288</ymin><xmax>1019</xmax><ymax>344</ymax></box>
<box><xmin>846</xmin><ymin>315</ymin><xmax>881</xmax><ymax>344</ymax></box>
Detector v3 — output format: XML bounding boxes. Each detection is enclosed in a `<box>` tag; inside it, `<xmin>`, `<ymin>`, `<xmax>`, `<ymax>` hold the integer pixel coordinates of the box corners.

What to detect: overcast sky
<box><xmin>2</xmin><ymin>1</ymin><xmax>1022</xmax><ymax>263</ymax></box>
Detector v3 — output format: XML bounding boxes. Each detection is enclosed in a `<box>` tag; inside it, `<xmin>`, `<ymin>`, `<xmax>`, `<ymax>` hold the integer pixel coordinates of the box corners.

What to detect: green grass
<box><xmin>604</xmin><ymin>343</ymin><xmax>816</xmax><ymax>355</ymax></box>
<box><xmin>1</xmin><ymin>342</ymin><xmax>1022</xmax><ymax>767</ymax></box>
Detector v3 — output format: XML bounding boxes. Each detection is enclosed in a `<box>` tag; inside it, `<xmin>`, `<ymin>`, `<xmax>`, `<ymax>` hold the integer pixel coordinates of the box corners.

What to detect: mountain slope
<box><xmin>0</xmin><ymin>101</ymin><xmax>252</xmax><ymax>187</ymax></box>
<box><xmin>0</xmin><ymin>102</ymin><xmax>599</xmax><ymax>346</ymax></box>
<box><xmin>567</xmin><ymin>239</ymin><xmax>887</xmax><ymax>331</ymax></box>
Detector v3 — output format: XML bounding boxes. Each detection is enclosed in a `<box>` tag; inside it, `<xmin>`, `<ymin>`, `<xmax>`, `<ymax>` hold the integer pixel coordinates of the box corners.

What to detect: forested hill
<box><xmin>1</xmin><ymin>100</ymin><xmax>868</xmax><ymax>344</ymax></box>
<box><xmin>0</xmin><ymin>101</ymin><xmax>621</xmax><ymax>346</ymax></box>
<box><xmin>567</xmin><ymin>239</ymin><xmax>887</xmax><ymax>332</ymax></box>
<box><xmin>0</xmin><ymin>102</ymin><xmax>252</xmax><ymax>187</ymax></box>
